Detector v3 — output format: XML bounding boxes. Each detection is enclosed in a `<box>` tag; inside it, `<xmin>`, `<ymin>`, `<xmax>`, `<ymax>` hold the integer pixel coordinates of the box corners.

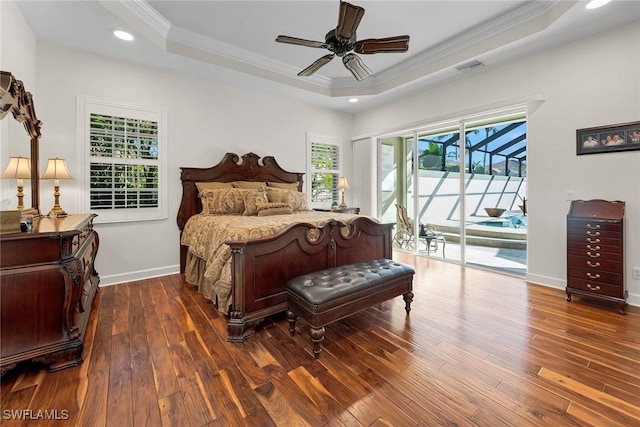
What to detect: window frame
<box><xmin>77</xmin><ymin>96</ymin><xmax>168</xmax><ymax>223</ymax></box>
<box><xmin>306</xmin><ymin>132</ymin><xmax>342</xmax><ymax>209</ymax></box>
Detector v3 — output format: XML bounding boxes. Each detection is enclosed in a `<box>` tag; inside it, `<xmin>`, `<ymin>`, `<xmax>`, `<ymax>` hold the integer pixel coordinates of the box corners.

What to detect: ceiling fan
<box><xmin>275</xmin><ymin>1</ymin><xmax>410</xmax><ymax>81</ymax></box>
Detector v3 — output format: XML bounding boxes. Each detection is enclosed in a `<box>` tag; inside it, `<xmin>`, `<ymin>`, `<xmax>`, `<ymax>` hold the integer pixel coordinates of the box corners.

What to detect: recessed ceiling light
<box><xmin>113</xmin><ymin>30</ymin><xmax>134</xmax><ymax>41</ymax></box>
<box><xmin>586</xmin><ymin>0</ymin><xmax>611</xmax><ymax>9</ymax></box>
<box><xmin>348</xmin><ymin>98</ymin><xmax>359</xmax><ymax>103</ymax></box>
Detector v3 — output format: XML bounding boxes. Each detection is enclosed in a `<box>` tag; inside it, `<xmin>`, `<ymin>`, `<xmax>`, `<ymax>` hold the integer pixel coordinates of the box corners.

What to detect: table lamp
<box><xmin>337</xmin><ymin>177</ymin><xmax>349</xmax><ymax>208</ymax></box>
<box><xmin>1</xmin><ymin>156</ymin><xmax>32</xmax><ymax>210</ymax></box>
<box><xmin>41</xmin><ymin>158</ymin><xmax>73</xmax><ymax>217</ymax></box>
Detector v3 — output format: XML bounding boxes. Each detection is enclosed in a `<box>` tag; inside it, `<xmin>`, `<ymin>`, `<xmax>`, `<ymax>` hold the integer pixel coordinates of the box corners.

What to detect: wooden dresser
<box><xmin>566</xmin><ymin>200</ymin><xmax>626</xmax><ymax>314</ymax></box>
<box><xmin>0</xmin><ymin>214</ymin><xmax>100</xmax><ymax>374</ymax></box>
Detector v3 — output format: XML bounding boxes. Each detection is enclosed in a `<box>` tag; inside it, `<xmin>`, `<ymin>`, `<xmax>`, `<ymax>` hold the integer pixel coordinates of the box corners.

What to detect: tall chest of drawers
<box><xmin>566</xmin><ymin>200</ymin><xmax>626</xmax><ymax>314</ymax></box>
<box><xmin>0</xmin><ymin>214</ymin><xmax>100</xmax><ymax>374</ymax></box>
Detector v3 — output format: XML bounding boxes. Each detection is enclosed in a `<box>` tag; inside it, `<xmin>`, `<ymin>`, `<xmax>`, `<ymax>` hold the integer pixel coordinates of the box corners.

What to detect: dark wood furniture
<box><xmin>287</xmin><ymin>258</ymin><xmax>414</xmax><ymax>358</ymax></box>
<box><xmin>566</xmin><ymin>199</ymin><xmax>626</xmax><ymax>314</ymax></box>
<box><xmin>177</xmin><ymin>152</ymin><xmax>394</xmax><ymax>341</ymax></box>
<box><xmin>314</xmin><ymin>207</ymin><xmax>360</xmax><ymax>214</ymax></box>
<box><xmin>0</xmin><ymin>214</ymin><xmax>100</xmax><ymax>374</ymax></box>
<box><xmin>1</xmin><ymin>71</ymin><xmax>42</xmax><ymax>214</ymax></box>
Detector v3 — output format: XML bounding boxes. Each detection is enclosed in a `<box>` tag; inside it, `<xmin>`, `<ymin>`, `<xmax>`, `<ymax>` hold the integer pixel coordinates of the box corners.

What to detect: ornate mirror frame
<box><xmin>1</xmin><ymin>70</ymin><xmax>42</xmax><ymax>214</ymax></box>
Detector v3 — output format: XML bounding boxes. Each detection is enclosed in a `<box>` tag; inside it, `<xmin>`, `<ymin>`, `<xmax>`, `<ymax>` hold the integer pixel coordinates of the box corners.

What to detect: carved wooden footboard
<box><xmin>225</xmin><ymin>217</ymin><xmax>393</xmax><ymax>341</ymax></box>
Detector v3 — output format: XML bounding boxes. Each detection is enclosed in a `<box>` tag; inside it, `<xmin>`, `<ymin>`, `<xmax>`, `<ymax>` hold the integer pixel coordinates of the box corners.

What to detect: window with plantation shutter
<box><xmin>306</xmin><ymin>133</ymin><xmax>341</xmax><ymax>208</ymax></box>
<box><xmin>79</xmin><ymin>97</ymin><xmax>167</xmax><ymax>223</ymax></box>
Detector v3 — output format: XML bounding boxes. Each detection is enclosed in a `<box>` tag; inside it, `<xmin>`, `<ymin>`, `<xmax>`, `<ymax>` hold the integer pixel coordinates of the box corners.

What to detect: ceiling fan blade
<box><xmin>342</xmin><ymin>53</ymin><xmax>371</xmax><ymax>81</ymax></box>
<box><xmin>354</xmin><ymin>35</ymin><xmax>410</xmax><ymax>54</ymax></box>
<box><xmin>298</xmin><ymin>54</ymin><xmax>335</xmax><ymax>77</ymax></box>
<box><xmin>336</xmin><ymin>1</ymin><xmax>365</xmax><ymax>41</ymax></box>
<box><xmin>276</xmin><ymin>35</ymin><xmax>329</xmax><ymax>49</ymax></box>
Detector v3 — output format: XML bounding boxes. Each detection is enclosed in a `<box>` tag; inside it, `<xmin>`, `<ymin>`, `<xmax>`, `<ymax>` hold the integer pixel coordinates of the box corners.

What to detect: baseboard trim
<box><xmin>525</xmin><ymin>273</ymin><xmax>565</xmax><ymax>290</ymax></box>
<box><xmin>526</xmin><ymin>273</ymin><xmax>638</xmax><ymax>308</ymax></box>
<box><xmin>97</xmin><ymin>265</ymin><xmax>639</xmax><ymax>309</ymax></box>
<box><xmin>99</xmin><ymin>265</ymin><xmax>180</xmax><ymax>286</ymax></box>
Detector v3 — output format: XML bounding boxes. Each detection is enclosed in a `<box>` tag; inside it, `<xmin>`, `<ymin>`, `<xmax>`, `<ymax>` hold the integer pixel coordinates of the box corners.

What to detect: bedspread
<box><xmin>181</xmin><ymin>210</ymin><xmax>360</xmax><ymax>314</ymax></box>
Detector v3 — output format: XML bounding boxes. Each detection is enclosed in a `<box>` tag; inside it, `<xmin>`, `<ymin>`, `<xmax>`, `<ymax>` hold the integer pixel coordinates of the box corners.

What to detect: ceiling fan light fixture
<box><xmin>343</xmin><ymin>53</ymin><xmax>371</xmax><ymax>81</ymax></box>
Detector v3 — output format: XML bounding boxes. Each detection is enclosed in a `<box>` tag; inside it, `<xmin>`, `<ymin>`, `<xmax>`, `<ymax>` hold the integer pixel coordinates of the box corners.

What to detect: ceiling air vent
<box><xmin>455</xmin><ymin>59</ymin><xmax>486</xmax><ymax>73</ymax></box>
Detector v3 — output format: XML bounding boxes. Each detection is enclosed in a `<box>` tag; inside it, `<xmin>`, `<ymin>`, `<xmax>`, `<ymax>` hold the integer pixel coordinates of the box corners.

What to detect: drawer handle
<box><xmin>586</xmin><ymin>231</ymin><xmax>600</xmax><ymax>237</ymax></box>
<box><xmin>586</xmin><ymin>224</ymin><xmax>600</xmax><ymax>229</ymax></box>
<box><xmin>586</xmin><ymin>284</ymin><xmax>601</xmax><ymax>291</ymax></box>
<box><xmin>587</xmin><ymin>245</ymin><xmax>600</xmax><ymax>251</ymax></box>
<box><xmin>586</xmin><ymin>238</ymin><xmax>600</xmax><ymax>244</ymax></box>
<box><xmin>587</xmin><ymin>252</ymin><xmax>600</xmax><ymax>258</ymax></box>
<box><xmin>587</xmin><ymin>261</ymin><xmax>600</xmax><ymax>267</ymax></box>
<box><xmin>586</xmin><ymin>272</ymin><xmax>601</xmax><ymax>279</ymax></box>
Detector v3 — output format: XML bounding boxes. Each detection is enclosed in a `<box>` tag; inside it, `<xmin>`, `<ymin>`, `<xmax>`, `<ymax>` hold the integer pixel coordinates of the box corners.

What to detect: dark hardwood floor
<box><xmin>2</xmin><ymin>252</ymin><xmax>640</xmax><ymax>426</ymax></box>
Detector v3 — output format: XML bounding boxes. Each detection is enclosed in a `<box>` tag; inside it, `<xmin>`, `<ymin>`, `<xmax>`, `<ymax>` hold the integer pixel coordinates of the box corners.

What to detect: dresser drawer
<box><xmin>567</xmin><ymin>248</ymin><xmax>622</xmax><ymax>263</ymax></box>
<box><xmin>567</xmin><ymin>240</ymin><xmax>622</xmax><ymax>254</ymax></box>
<box><xmin>567</xmin><ymin>234</ymin><xmax>621</xmax><ymax>247</ymax></box>
<box><xmin>567</xmin><ymin>220</ymin><xmax>621</xmax><ymax>233</ymax></box>
<box><xmin>567</xmin><ymin>255</ymin><xmax>621</xmax><ymax>271</ymax></box>
<box><xmin>567</xmin><ymin>278</ymin><xmax>624</xmax><ymax>298</ymax></box>
<box><xmin>567</xmin><ymin>266</ymin><xmax>622</xmax><ymax>286</ymax></box>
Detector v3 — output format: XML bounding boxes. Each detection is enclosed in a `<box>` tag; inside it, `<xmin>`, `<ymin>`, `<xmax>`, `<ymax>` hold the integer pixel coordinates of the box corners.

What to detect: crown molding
<box><xmin>100</xmin><ymin>0</ymin><xmax>171</xmax><ymax>49</ymax></box>
<box><xmin>330</xmin><ymin>0</ymin><xmax>567</xmax><ymax>90</ymax></box>
<box><xmin>102</xmin><ymin>0</ymin><xmax>573</xmax><ymax>97</ymax></box>
<box><xmin>167</xmin><ymin>26</ymin><xmax>333</xmax><ymax>88</ymax></box>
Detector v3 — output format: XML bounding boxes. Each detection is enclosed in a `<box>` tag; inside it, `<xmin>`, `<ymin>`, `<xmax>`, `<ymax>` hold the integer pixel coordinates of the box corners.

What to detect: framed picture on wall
<box><xmin>576</xmin><ymin>121</ymin><xmax>640</xmax><ymax>155</ymax></box>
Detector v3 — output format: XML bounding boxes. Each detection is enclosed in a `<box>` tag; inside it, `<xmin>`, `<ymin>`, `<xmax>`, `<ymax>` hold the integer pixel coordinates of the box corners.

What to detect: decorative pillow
<box><xmin>200</xmin><ymin>188</ymin><xmax>245</xmax><ymax>215</ymax></box>
<box><xmin>256</xmin><ymin>201</ymin><xmax>290</xmax><ymax>211</ymax></box>
<box><xmin>265</xmin><ymin>188</ymin><xmax>308</xmax><ymax>211</ymax></box>
<box><xmin>257</xmin><ymin>206</ymin><xmax>294</xmax><ymax>216</ymax></box>
<box><xmin>232</xmin><ymin>181</ymin><xmax>267</xmax><ymax>189</ymax></box>
<box><xmin>289</xmin><ymin>191</ymin><xmax>309</xmax><ymax>211</ymax></box>
<box><xmin>241</xmin><ymin>190</ymin><xmax>268</xmax><ymax>216</ymax></box>
<box><xmin>267</xmin><ymin>190</ymin><xmax>292</xmax><ymax>206</ymax></box>
<box><xmin>267</xmin><ymin>182</ymin><xmax>299</xmax><ymax>191</ymax></box>
<box><xmin>196</xmin><ymin>181</ymin><xmax>233</xmax><ymax>195</ymax></box>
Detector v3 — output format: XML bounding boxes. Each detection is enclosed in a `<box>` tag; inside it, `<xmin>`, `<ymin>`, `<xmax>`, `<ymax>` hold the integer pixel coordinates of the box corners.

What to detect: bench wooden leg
<box><xmin>287</xmin><ymin>310</ymin><xmax>298</xmax><ymax>336</ymax></box>
<box><xmin>309</xmin><ymin>326</ymin><xmax>325</xmax><ymax>359</ymax></box>
<box><xmin>403</xmin><ymin>291</ymin><xmax>414</xmax><ymax>314</ymax></box>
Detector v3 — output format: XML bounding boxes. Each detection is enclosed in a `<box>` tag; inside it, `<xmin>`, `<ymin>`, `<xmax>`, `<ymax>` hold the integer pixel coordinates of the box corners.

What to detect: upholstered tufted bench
<box><xmin>286</xmin><ymin>258</ymin><xmax>415</xmax><ymax>358</ymax></box>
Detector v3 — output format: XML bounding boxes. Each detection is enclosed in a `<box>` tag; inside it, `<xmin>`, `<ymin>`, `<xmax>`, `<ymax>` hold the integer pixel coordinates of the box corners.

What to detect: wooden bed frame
<box><xmin>177</xmin><ymin>152</ymin><xmax>393</xmax><ymax>341</ymax></box>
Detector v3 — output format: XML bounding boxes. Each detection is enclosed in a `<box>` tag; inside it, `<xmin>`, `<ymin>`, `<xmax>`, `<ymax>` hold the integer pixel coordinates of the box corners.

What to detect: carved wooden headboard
<box><xmin>176</xmin><ymin>152</ymin><xmax>304</xmax><ymax>232</ymax></box>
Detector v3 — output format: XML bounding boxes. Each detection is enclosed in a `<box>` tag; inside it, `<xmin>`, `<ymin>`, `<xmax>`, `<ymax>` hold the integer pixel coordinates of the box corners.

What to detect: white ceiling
<box><xmin>15</xmin><ymin>0</ymin><xmax>640</xmax><ymax>113</ymax></box>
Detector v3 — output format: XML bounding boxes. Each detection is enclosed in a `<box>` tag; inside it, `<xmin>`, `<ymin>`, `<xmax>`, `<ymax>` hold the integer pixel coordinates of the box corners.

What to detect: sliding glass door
<box><xmin>380</xmin><ymin>112</ymin><xmax>527</xmax><ymax>276</ymax></box>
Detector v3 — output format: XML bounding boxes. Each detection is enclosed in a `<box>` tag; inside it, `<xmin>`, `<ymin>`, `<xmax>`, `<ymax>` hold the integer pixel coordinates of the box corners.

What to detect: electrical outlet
<box><xmin>633</xmin><ymin>268</ymin><xmax>640</xmax><ymax>280</ymax></box>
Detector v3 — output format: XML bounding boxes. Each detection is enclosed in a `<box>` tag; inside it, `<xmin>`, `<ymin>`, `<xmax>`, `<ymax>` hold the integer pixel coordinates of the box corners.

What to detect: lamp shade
<box><xmin>337</xmin><ymin>177</ymin><xmax>349</xmax><ymax>189</ymax></box>
<box><xmin>1</xmin><ymin>156</ymin><xmax>31</xmax><ymax>179</ymax></box>
<box><xmin>41</xmin><ymin>158</ymin><xmax>73</xmax><ymax>180</ymax></box>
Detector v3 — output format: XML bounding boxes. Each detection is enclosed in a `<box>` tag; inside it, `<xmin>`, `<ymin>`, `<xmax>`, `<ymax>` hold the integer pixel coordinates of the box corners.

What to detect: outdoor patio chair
<box><xmin>393</xmin><ymin>203</ymin><xmax>414</xmax><ymax>249</ymax></box>
<box><xmin>393</xmin><ymin>204</ymin><xmax>446</xmax><ymax>257</ymax></box>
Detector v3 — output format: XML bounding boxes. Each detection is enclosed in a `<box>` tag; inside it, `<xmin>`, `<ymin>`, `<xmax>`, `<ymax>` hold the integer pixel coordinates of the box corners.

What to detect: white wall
<box><xmin>353</xmin><ymin>21</ymin><xmax>640</xmax><ymax>306</ymax></box>
<box><xmin>32</xmin><ymin>43</ymin><xmax>353</xmax><ymax>285</ymax></box>
<box><xmin>0</xmin><ymin>0</ymin><xmax>37</xmax><ymax>209</ymax></box>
